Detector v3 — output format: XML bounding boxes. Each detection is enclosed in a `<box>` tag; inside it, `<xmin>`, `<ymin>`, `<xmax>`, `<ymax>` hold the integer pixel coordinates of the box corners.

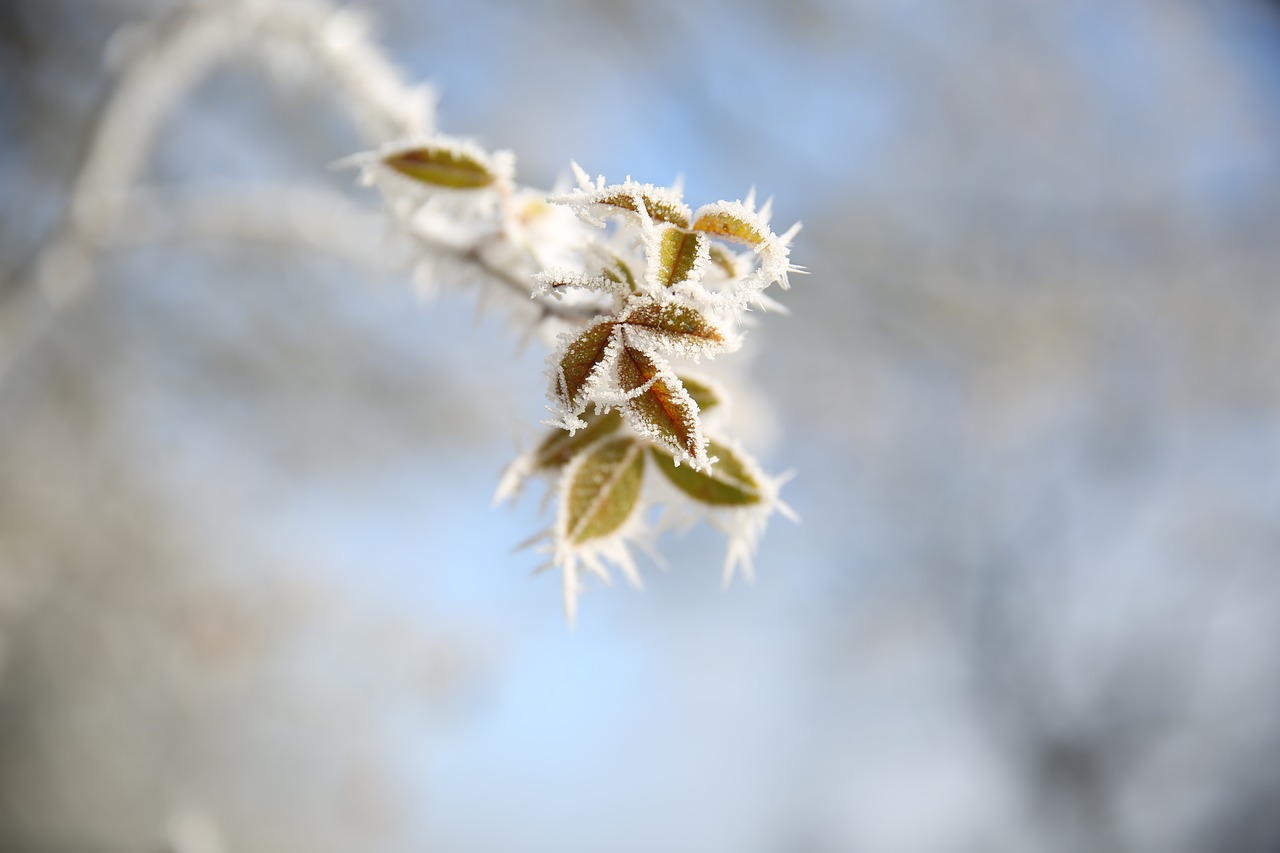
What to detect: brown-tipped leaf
<box><xmin>563</xmin><ymin>437</ymin><xmax>646</xmax><ymax>543</ymax></box>
<box><xmin>533</xmin><ymin>409</ymin><xmax>624</xmax><ymax>470</ymax></box>
<box><xmin>384</xmin><ymin>145</ymin><xmax>497</xmax><ymax>189</ymax></box>
<box><xmin>624</xmin><ymin>302</ymin><xmax>726</xmax><ymax>349</ymax></box>
<box><xmin>651</xmin><ymin>441</ymin><xmax>762</xmax><ymax>506</ymax></box>
<box><xmin>617</xmin><ymin>347</ymin><xmax>702</xmax><ymax>463</ymax></box>
<box><xmin>558</xmin><ymin>322</ymin><xmax>615</xmax><ymax>408</ymax></box>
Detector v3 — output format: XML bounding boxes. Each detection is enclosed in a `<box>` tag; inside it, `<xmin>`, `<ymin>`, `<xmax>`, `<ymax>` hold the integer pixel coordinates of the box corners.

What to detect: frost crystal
<box><xmin>343</xmin><ymin>120</ymin><xmax>800</xmax><ymax>623</ymax></box>
<box><xmin>500</xmin><ymin>168</ymin><xmax>800</xmax><ymax>621</ymax></box>
<box><xmin>20</xmin><ymin>0</ymin><xmax>800</xmax><ymax>626</ymax></box>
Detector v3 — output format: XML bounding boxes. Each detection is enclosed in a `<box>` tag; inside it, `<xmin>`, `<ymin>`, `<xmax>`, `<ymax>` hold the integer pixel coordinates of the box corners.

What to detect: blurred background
<box><xmin>3</xmin><ymin>0</ymin><xmax>1280</xmax><ymax>851</ymax></box>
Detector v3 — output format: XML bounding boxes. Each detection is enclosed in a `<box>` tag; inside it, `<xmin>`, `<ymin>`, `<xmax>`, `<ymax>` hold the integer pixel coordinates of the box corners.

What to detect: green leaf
<box><xmin>677</xmin><ymin>375</ymin><xmax>719</xmax><ymax>412</ymax></box>
<box><xmin>651</xmin><ymin>441</ymin><xmax>762</xmax><ymax>506</ymax></box>
<box><xmin>602</xmin><ymin>255</ymin><xmax>639</xmax><ymax>294</ymax></box>
<box><xmin>617</xmin><ymin>347</ymin><xmax>702</xmax><ymax>463</ymax></box>
<box><xmin>708</xmin><ymin>244</ymin><xmax>739</xmax><ymax>278</ymax></box>
<box><xmin>383</xmin><ymin>145</ymin><xmax>497</xmax><ymax>189</ymax></box>
<box><xmin>533</xmin><ymin>409</ymin><xmax>624</xmax><ymax>470</ymax></box>
<box><xmin>562</xmin><ymin>437</ymin><xmax>646</xmax><ymax>543</ymax></box>
<box><xmin>691</xmin><ymin>205</ymin><xmax>766</xmax><ymax>247</ymax></box>
<box><xmin>557</xmin><ymin>321</ymin><xmax>616</xmax><ymax>408</ymax></box>
<box><xmin>594</xmin><ymin>191</ymin><xmax>691</xmax><ymax>228</ymax></box>
<box><xmin>654</xmin><ymin>226</ymin><xmax>707</xmax><ymax>288</ymax></box>
<box><xmin>623</xmin><ymin>302</ymin><xmax>726</xmax><ymax>349</ymax></box>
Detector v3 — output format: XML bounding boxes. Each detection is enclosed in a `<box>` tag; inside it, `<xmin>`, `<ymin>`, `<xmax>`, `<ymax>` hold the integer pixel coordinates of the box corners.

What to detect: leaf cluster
<box><xmin>357</xmin><ymin>139</ymin><xmax>799</xmax><ymax>623</ymax></box>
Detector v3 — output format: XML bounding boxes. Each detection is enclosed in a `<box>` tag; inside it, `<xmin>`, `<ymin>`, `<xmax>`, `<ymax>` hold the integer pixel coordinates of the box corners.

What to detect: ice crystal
<box><xmin>20</xmin><ymin>0</ymin><xmax>804</xmax><ymax>624</ymax></box>
<box><xmin>343</xmin><ymin>116</ymin><xmax>800</xmax><ymax>623</ymax></box>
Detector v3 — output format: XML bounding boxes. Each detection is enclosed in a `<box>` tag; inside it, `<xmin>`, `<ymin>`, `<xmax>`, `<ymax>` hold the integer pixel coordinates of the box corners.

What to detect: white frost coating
<box><xmin>651</xmin><ymin>436</ymin><xmax>798</xmax><ymax>588</ymax></box>
<box><xmin>493</xmin><ymin>449</ymin><xmax>536</xmax><ymax>506</ymax></box>
<box><xmin>557</xmin><ymin>537</ymin><xmax>644</xmax><ymax>628</ymax></box>
<box><xmin>688</xmin><ymin>198</ymin><xmax>802</xmax><ymax>310</ymax></box>
<box><xmin>10</xmin><ymin>0</ymin><xmax>801</xmax><ymax>624</ymax></box>
<box><xmin>609</xmin><ymin>343</ymin><xmax>710</xmax><ymax>471</ymax></box>
<box><xmin>718</xmin><ymin>472</ymin><xmax>798</xmax><ymax>587</ymax></box>
<box><xmin>552</xmin><ymin>442</ymin><xmax>649</xmax><ymax>625</ymax></box>
<box><xmin>640</xmin><ymin>223</ymin><xmax>711</xmax><ymax>293</ymax></box>
<box><xmin>543</xmin><ymin>321</ymin><xmax>624</xmax><ymax>431</ymax></box>
<box><xmin>691</xmin><ymin>199</ymin><xmax>772</xmax><ymax>246</ymax></box>
<box><xmin>501</xmin><ymin>170</ymin><xmax>801</xmax><ymax>612</ymax></box>
<box><xmin>532</xmin><ymin>269</ymin><xmax>631</xmax><ymax>300</ymax></box>
<box><xmin>551</xmin><ymin>175</ymin><xmax>692</xmax><ymax>230</ymax></box>
<box><xmin>619</xmin><ymin>299</ymin><xmax>741</xmax><ymax>360</ymax></box>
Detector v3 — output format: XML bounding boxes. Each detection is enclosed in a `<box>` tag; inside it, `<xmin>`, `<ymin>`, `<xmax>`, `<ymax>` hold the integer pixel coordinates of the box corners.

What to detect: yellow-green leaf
<box><xmin>533</xmin><ymin>409</ymin><xmax>624</xmax><ymax>470</ymax></box>
<box><xmin>655</xmin><ymin>227</ymin><xmax>706</xmax><ymax>288</ymax></box>
<box><xmin>624</xmin><ymin>302</ymin><xmax>725</xmax><ymax>348</ymax></box>
<box><xmin>602</xmin><ymin>256</ymin><xmax>639</xmax><ymax>294</ymax></box>
<box><xmin>651</xmin><ymin>441</ymin><xmax>762</xmax><ymax>506</ymax></box>
<box><xmin>677</xmin><ymin>375</ymin><xmax>719</xmax><ymax>412</ymax></box>
<box><xmin>617</xmin><ymin>347</ymin><xmax>701</xmax><ymax>462</ymax></box>
<box><xmin>558</xmin><ymin>322</ymin><xmax>615</xmax><ymax>408</ymax></box>
<box><xmin>594</xmin><ymin>192</ymin><xmax>691</xmax><ymax>228</ymax></box>
<box><xmin>384</xmin><ymin>145</ymin><xmax>496</xmax><ymax>189</ymax></box>
<box><xmin>708</xmin><ymin>244</ymin><xmax>739</xmax><ymax>278</ymax></box>
<box><xmin>691</xmin><ymin>206</ymin><xmax>766</xmax><ymax>247</ymax></box>
<box><xmin>563</xmin><ymin>437</ymin><xmax>646</xmax><ymax>543</ymax></box>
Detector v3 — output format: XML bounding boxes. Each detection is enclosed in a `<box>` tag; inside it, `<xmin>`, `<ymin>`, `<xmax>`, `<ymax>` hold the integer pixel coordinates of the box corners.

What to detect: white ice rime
<box><xmin>489</xmin><ymin>167</ymin><xmax>799</xmax><ymax>620</ymax></box>
<box><xmin>17</xmin><ymin>0</ymin><xmax>801</xmax><ymax>625</ymax></box>
<box><xmin>361</xmin><ymin>152</ymin><xmax>803</xmax><ymax>622</ymax></box>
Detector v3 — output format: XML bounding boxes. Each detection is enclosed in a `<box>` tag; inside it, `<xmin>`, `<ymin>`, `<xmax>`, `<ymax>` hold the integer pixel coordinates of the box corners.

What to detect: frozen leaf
<box><xmin>560</xmin><ymin>437</ymin><xmax>646</xmax><ymax>544</ymax></box>
<box><xmin>691</xmin><ymin>201</ymin><xmax>768</xmax><ymax>247</ymax></box>
<box><xmin>533</xmin><ymin>409</ymin><xmax>624</xmax><ymax>470</ymax></box>
<box><xmin>554</xmin><ymin>177</ymin><xmax>691</xmax><ymax>228</ymax></box>
<box><xmin>650</xmin><ymin>439</ymin><xmax>797</xmax><ymax>588</ymax></box>
<box><xmin>708</xmin><ymin>244</ymin><xmax>740</xmax><ymax>279</ymax></box>
<box><xmin>652</xmin><ymin>226</ymin><xmax>708</xmax><ymax>289</ymax></box>
<box><xmin>616</xmin><ymin>346</ymin><xmax>705</xmax><ymax>466</ymax></box>
<box><xmin>677</xmin><ymin>375</ymin><xmax>720</xmax><ymax>412</ymax></box>
<box><xmin>622</xmin><ymin>300</ymin><xmax>727</xmax><ymax>353</ymax></box>
<box><xmin>651</xmin><ymin>440</ymin><xmax>761</xmax><ymax>506</ymax></box>
<box><xmin>383</xmin><ymin>141</ymin><xmax>500</xmax><ymax>189</ymax></box>
<box><xmin>556</xmin><ymin>321</ymin><xmax>616</xmax><ymax>410</ymax></box>
<box><xmin>602</xmin><ymin>255</ymin><xmax>639</xmax><ymax>294</ymax></box>
<box><xmin>595</xmin><ymin>190</ymin><xmax>691</xmax><ymax>227</ymax></box>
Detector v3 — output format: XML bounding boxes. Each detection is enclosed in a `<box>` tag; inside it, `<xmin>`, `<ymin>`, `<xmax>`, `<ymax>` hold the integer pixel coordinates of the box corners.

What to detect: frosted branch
<box><xmin>2</xmin><ymin>0</ymin><xmax>803</xmax><ymax>623</ymax></box>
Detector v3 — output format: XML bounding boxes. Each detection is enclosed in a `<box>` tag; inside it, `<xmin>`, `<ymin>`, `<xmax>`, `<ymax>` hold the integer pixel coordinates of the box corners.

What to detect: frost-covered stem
<box><xmin>463</xmin><ymin>244</ymin><xmax>602</xmax><ymax>326</ymax></box>
<box><xmin>412</xmin><ymin>231</ymin><xmax>602</xmax><ymax>327</ymax></box>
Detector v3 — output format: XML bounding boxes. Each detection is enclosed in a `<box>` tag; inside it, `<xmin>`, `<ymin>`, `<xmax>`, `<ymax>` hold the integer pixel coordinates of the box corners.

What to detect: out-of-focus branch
<box><xmin>0</xmin><ymin>0</ymin><xmax>431</xmax><ymax>388</ymax></box>
<box><xmin>0</xmin><ymin>0</ymin><xmax>596</xmax><ymax>388</ymax></box>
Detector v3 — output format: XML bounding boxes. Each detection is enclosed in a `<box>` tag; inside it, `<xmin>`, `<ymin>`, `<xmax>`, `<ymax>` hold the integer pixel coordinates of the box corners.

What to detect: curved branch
<box><xmin>2</xmin><ymin>0</ymin><xmax>430</xmax><ymax>387</ymax></box>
